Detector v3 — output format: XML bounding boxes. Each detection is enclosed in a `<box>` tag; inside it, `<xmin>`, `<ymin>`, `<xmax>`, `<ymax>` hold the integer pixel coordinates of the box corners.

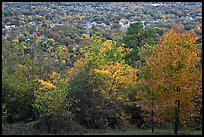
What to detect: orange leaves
<box><xmin>139</xmin><ymin>25</ymin><xmax>202</xmax><ymax>124</ymax></box>
<box><xmin>181</xmin><ymin>30</ymin><xmax>198</xmax><ymax>44</ymax></box>
<box><xmin>146</xmin><ymin>25</ymin><xmax>201</xmax><ymax>78</ymax></box>
<box><xmin>61</xmin><ymin>45</ymin><xmax>68</xmax><ymax>52</ymax></box>
<box><xmin>73</xmin><ymin>59</ymin><xmax>87</xmax><ymax>68</ymax></box>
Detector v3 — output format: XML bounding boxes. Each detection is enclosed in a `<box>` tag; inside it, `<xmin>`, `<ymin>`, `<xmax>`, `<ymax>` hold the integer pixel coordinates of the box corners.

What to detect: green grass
<box><xmin>3</xmin><ymin>122</ymin><xmax>202</xmax><ymax>135</ymax></box>
<box><xmin>84</xmin><ymin>129</ymin><xmax>202</xmax><ymax>135</ymax></box>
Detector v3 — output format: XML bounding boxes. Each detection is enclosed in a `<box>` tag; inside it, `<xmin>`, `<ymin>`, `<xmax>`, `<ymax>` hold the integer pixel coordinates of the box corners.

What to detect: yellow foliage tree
<box><xmin>94</xmin><ymin>61</ymin><xmax>138</xmax><ymax>102</ymax></box>
<box><xmin>33</xmin><ymin>77</ymin><xmax>73</xmax><ymax>117</ymax></box>
<box><xmin>65</xmin><ymin>35</ymin><xmax>138</xmax><ymax>127</ymax></box>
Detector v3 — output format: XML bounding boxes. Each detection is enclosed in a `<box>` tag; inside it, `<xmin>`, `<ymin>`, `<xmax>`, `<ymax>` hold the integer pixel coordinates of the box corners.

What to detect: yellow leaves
<box><xmin>33</xmin><ymin>90</ymin><xmax>41</xmax><ymax>98</ymax></box>
<box><xmin>28</xmin><ymin>16</ymin><xmax>32</xmax><ymax>20</ymax></box>
<box><xmin>49</xmin><ymin>71</ymin><xmax>61</xmax><ymax>80</ymax></box>
<box><xmin>124</xmin><ymin>47</ymin><xmax>132</xmax><ymax>53</ymax></box>
<box><xmin>12</xmin><ymin>38</ymin><xmax>19</xmax><ymax>45</ymax></box>
<box><xmin>33</xmin><ymin>86</ymin><xmax>68</xmax><ymax>116</ymax></box>
<box><xmin>61</xmin><ymin>59</ymin><xmax>66</xmax><ymax>65</ymax></box>
<box><xmin>48</xmin><ymin>46</ymin><xmax>54</xmax><ymax>52</ymax></box>
<box><xmin>61</xmin><ymin>45</ymin><xmax>68</xmax><ymax>51</ymax></box>
<box><xmin>50</xmin><ymin>52</ymin><xmax>55</xmax><ymax>57</ymax></box>
<box><xmin>93</xmin><ymin>61</ymin><xmax>138</xmax><ymax>101</ymax></box>
<box><xmin>118</xmin><ymin>76</ymin><xmax>126</xmax><ymax>83</ymax></box>
<box><xmin>99</xmin><ymin>47</ymin><xmax>106</xmax><ymax>54</ymax></box>
<box><xmin>118</xmin><ymin>47</ymin><xmax>123</xmax><ymax>53</ymax></box>
<box><xmin>117</xmin><ymin>96</ymin><xmax>123</xmax><ymax>101</ymax></box>
<box><xmin>66</xmin><ymin>68</ymin><xmax>76</xmax><ymax>81</ymax></box>
<box><xmin>64</xmin><ymin>35</ymin><xmax>139</xmax><ymax>110</ymax></box>
<box><xmin>66</xmin><ymin>15</ymin><xmax>72</xmax><ymax>19</ymax></box>
<box><xmin>38</xmin><ymin>79</ymin><xmax>56</xmax><ymax>90</ymax></box>
<box><xmin>101</xmin><ymin>40</ymin><xmax>112</xmax><ymax>49</ymax></box>
<box><xmin>84</xmin><ymin>53</ymin><xmax>89</xmax><ymax>58</ymax></box>
<box><xmin>94</xmin><ymin>69</ymin><xmax>111</xmax><ymax>75</ymax></box>
<box><xmin>79</xmin><ymin>48</ymin><xmax>85</xmax><ymax>53</ymax></box>
<box><xmin>82</xmin><ymin>34</ymin><xmax>87</xmax><ymax>39</ymax></box>
<box><xmin>79</xmin><ymin>36</ymin><xmax>130</xmax><ymax>69</ymax></box>
<box><xmin>48</xmin><ymin>96</ymin><xmax>53</xmax><ymax>100</ymax></box>
<box><xmin>120</xmin><ymin>18</ymin><xmax>126</xmax><ymax>23</ymax></box>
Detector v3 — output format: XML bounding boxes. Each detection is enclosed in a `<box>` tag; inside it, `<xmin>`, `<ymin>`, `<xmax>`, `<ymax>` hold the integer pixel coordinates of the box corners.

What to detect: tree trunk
<box><xmin>174</xmin><ymin>99</ymin><xmax>180</xmax><ymax>134</ymax></box>
<box><xmin>174</xmin><ymin>86</ymin><xmax>180</xmax><ymax>135</ymax></box>
<box><xmin>151</xmin><ymin>109</ymin><xmax>154</xmax><ymax>133</ymax></box>
<box><xmin>151</xmin><ymin>91</ymin><xmax>154</xmax><ymax>133</ymax></box>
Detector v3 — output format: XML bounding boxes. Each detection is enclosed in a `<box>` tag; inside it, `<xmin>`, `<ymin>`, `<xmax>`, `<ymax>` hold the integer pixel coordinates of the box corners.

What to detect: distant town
<box><xmin>2</xmin><ymin>2</ymin><xmax>202</xmax><ymax>47</ymax></box>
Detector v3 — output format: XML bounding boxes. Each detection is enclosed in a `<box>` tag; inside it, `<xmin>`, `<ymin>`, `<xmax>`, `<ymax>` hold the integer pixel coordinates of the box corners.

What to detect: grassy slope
<box><xmin>2</xmin><ymin>122</ymin><xmax>202</xmax><ymax>135</ymax></box>
<box><xmin>84</xmin><ymin>129</ymin><xmax>202</xmax><ymax>135</ymax></box>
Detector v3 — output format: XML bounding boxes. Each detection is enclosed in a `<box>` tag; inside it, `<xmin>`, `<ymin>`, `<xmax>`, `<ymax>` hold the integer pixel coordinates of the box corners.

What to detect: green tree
<box><xmin>10</xmin><ymin>18</ymin><xmax>18</xmax><ymax>25</ymax></box>
<box><xmin>123</xmin><ymin>22</ymin><xmax>158</xmax><ymax>67</ymax></box>
<box><xmin>2</xmin><ymin>36</ymin><xmax>63</xmax><ymax>123</ymax></box>
<box><xmin>18</xmin><ymin>34</ymin><xmax>26</xmax><ymax>43</ymax></box>
<box><xmin>2</xmin><ymin>38</ymin><xmax>39</xmax><ymax>123</ymax></box>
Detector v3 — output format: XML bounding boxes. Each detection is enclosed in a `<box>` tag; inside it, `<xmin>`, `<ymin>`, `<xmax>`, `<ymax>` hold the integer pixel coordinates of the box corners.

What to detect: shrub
<box><xmin>35</xmin><ymin>116</ymin><xmax>87</xmax><ymax>135</ymax></box>
<box><xmin>2</xmin><ymin>121</ymin><xmax>37</xmax><ymax>135</ymax></box>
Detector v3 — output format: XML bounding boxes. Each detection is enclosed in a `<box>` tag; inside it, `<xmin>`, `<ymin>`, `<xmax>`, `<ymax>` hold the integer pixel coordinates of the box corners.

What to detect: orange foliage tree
<box><xmin>138</xmin><ymin>24</ymin><xmax>202</xmax><ymax>126</ymax></box>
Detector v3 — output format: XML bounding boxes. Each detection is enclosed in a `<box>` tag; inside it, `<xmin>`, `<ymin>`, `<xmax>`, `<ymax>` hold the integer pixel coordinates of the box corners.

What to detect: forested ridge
<box><xmin>2</xmin><ymin>2</ymin><xmax>202</xmax><ymax>135</ymax></box>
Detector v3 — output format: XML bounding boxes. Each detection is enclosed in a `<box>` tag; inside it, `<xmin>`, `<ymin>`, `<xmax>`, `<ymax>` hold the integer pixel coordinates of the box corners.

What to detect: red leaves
<box><xmin>33</xmin><ymin>32</ymin><xmax>38</xmax><ymax>38</ymax></box>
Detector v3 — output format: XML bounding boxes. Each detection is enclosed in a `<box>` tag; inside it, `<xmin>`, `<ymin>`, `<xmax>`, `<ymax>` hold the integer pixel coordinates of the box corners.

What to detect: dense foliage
<box><xmin>137</xmin><ymin>24</ymin><xmax>202</xmax><ymax>127</ymax></box>
<box><xmin>2</xmin><ymin>2</ymin><xmax>202</xmax><ymax>135</ymax></box>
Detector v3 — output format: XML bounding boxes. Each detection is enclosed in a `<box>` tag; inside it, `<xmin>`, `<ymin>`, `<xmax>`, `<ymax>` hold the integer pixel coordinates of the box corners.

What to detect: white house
<box><xmin>5</xmin><ymin>25</ymin><xmax>15</xmax><ymax>30</ymax></box>
<box><xmin>50</xmin><ymin>23</ymin><xmax>56</xmax><ymax>28</ymax></box>
<box><xmin>26</xmin><ymin>36</ymin><xmax>30</xmax><ymax>41</ymax></box>
<box><xmin>91</xmin><ymin>22</ymin><xmax>97</xmax><ymax>26</ymax></box>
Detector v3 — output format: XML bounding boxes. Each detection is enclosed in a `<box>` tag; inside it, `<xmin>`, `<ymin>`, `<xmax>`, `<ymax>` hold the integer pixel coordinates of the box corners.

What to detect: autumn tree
<box><xmin>32</xmin><ymin>74</ymin><xmax>80</xmax><ymax>134</ymax></box>
<box><xmin>138</xmin><ymin>24</ymin><xmax>202</xmax><ymax>131</ymax></box>
<box><xmin>18</xmin><ymin>34</ymin><xmax>26</xmax><ymax>43</ymax></box>
<box><xmin>66</xmin><ymin>35</ymin><xmax>138</xmax><ymax>129</ymax></box>
<box><xmin>2</xmin><ymin>36</ymin><xmax>67</xmax><ymax>123</ymax></box>
<box><xmin>36</xmin><ymin>15</ymin><xmax>44</xmax><ymax>21</ymax></box>
<box><xmin>28</xmin><ymin>16</ymin><xmax>32</xmax><ymax>21</ymax></box>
